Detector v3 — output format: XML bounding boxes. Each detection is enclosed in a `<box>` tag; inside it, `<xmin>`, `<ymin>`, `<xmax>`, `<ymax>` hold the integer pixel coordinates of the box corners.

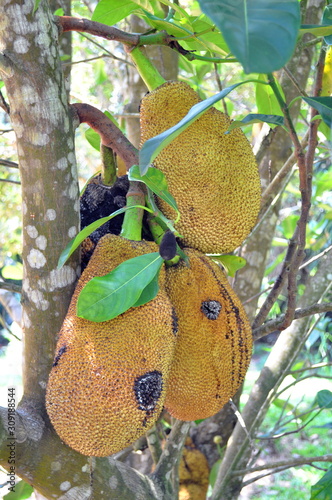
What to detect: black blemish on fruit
<box><xmin>159</xmin><ymin>231</ymin><xmax>177</xmax><ymax>261</ymax></box>
<box><xmin>52</xmin><ymin>345</ymin><xmax>67</xmax><ymax>367</ymax></box>
<box><xmin>134</xmin><ymin>371</ymin><xmax>163</xmax><ymax>412</ymax></box>
<box><xmin>172</xmin><ymin>307</ymin><xmax>179</xmax><ymax>336</ymax></box>
<box><xmin>201</xmin><ymin>300</ymin><xmax>222</xmax><ymax>320</ymax></box>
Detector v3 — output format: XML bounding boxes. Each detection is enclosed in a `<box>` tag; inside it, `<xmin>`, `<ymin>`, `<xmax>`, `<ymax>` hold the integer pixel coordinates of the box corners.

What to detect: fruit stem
<box><xmin>100</xmin><ymin>144</ymin><xmax>117</xmax><ymax>186</ymax></box>
<box><xmin>120</xmin><ymin>181</ymin><xmax>145</xmax><ymax>241</ymax></box>
<box><xmin>147</xmin><ymin>211</ymin><xmax>180</xmax><ymax>266</ymax></box>
<box><xmin>128</xmin><ymin>47</ymin><xmax>166</xmax><ymax>91</ymax></box>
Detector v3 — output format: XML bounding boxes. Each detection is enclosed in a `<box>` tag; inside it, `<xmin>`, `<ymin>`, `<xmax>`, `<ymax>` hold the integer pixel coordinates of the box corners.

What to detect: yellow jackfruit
<box><xmin>140</xmin><ymin>81</ymin><xmax>261</xmax><ymax>254</ymax></box>
<box><xmin>164</xmin><ymin>248</ymin><xmax>252</xmax><ymax>421</ymax></box>
<box><xmin>179</xmin><ymin>438</ymin><xmax>210</xmax><ymax>500</ymax></box>
<box><xmin>46</xmin><ymin>234</ymin><xmax>177</xmax><ymax>457</ymax></box>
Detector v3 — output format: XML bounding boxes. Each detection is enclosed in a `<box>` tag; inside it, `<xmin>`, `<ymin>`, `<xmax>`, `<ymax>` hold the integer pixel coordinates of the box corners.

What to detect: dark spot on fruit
<box><xmin>52</xmin><ymin>345</ymin><xmax>67</xmax><ymax>367</ymax></box>
<box><xmin>172</xmin><ymin>307</ymin><xmax>178</xmax><ymax>336</ymax></box>
<box><xmin>134</xmin><ymin>371</ymin><xmax>163</xmax><ymax>412</ymax></box>
<box><xmin>201</xmin><ymin>300</ymin><xmax>222</xmax><ymax>320</ymax></box>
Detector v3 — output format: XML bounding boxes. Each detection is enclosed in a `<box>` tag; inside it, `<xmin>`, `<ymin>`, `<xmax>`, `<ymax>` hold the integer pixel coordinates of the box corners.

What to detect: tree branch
<box><xmin>71</xmin><ymin>103</ymin><xmax>138</xmax><ymax>170</ymax></box>
<box><xmin>252</xmin><ymin>301</ymin><xmax>332</xmax><ymax>340</ymax></box>
<box><xmin>232</xmin><ymin>454</ymin><xmax>332</xmax><ymax>477</ymax></box>
<box><xmin>0</xmin><ymin>159</ymin><xmax>18</xmax><ymax>168</ymax></box>
<box><xmin>0</xmin><ymin>282</ymin><xmax>22</xmax><ymax>294</ymax></box>
<box><xmin>151</xmin><ymin>420</ymin><xmax>190</xmax><ymax>497</ymax></box>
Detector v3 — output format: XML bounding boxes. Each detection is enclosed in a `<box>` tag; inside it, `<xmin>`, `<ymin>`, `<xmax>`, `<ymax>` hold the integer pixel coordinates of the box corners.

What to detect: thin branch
<box><xmin>283</xmin><ymin>65</ymin><xmax>309</xmax><ymax>98</ymax></box>
<box><xmin>252</xmin><ymin>301</ymin><xmax>332</xmax><ymax>340</ymax></box>
<box><xmin>260</xmin><ymin>131</ymin><xmax>309</xmax><ymax>209</ymax></box>
<box><xmin>151</xmin><ymin>420</ymin><xmax>190</xmax><ymax>490</ymax></box>
<box><xmin>0</xmin><ymin>128</ymin><xmax>13</xmax><ymax>134</ymax></box>
<box><xmin>0</xmin><ymin>90</ymin><xmax>10</xmax><ymax>114</ymax></box>
<box><xmin>0</xmin><ymin>282</ymin><xmax>22</xmax><ymax>293</ymax></box>
<box><xmin>242</xmin><ymin>286</ymin><xmax>273</xmax><ymax>305</ymax></box>
<box><xmin>0</xmin><ymin>159</ymin><xmax>18</xmax><ymax>168</ymax></box>
<box><xmin>0</xmin><ymin>178</ymin><xmax>20</xmax><ymax>185</ymax></box>
<box><xmin>279</xmin><ymin>46</ymin><xmax>325</xmax><ymax>330</ymax></box>
<box><xmin>57</xmin><ymin>16</ymin><xmax>141</xmax><ymax>46</ymax></box>
<box><xmin>299</xmin><ymin>244</ymin><xmax>332</xmax><ymax>270</ymax></box>
<box><xmin>254</xmin><ymin>127</ymin><xmax>278</xmax><ymax>165</ymax></box>
<box><xmin>252</xmin><ymin>230</ymin><xmax>298</xmax><ymax>330</ymax></box>
<box><xmin>290</xmin><ymin>361</ymin><xmax>332</xmax><ymax>375</ymax></box>
<box><xmin>72</xmin><ymin>32</ymin><xmax>134</xmax><ymax>66</ymax></box>
<box><xmin>70</xmin><ymin>103</ymin><xmax>138</xmax><ymax>170</ymax></box>
<box><xmin>146</xmin><ymin>425</ymin><xmax>163</xmax><ymax>466</ymax></box>
<box><xmin>232</xmin><ymin>454</ymin><xmax>332</xmax><ymax>477</ymax></box>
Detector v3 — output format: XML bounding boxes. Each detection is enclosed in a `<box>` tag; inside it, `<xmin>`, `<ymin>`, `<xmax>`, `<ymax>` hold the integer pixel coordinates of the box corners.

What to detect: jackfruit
<box><xmin>139</xmin><ymin>81</ymin><xmax>261</xmax><ymax>254</ymax></box>
<box><xmin>46</xmin><ymin>234</ymin><xmax>177</xmax><ymax>457</ymax></box>
<box><xmin>164</xmin><ymin>248</ymin><xmax>252</xmax><ymax>421</ymax></box>
<box><xmin>179</xmin><ymin>437</ymin><xmax>210</xmax><ymax>500</ymax></box>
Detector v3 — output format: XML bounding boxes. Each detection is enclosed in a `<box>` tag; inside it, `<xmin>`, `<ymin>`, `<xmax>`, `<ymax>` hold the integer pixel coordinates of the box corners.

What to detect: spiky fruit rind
<box><xmin>164</xmin><ymin>248</ymin><xmax>252</xmax><ymax>421</ymax></box>
<box><xmin>46</xmin><ymin>234</ymin><xmax>177</xmax><ymax>457</ymax></box>
<box><xmin>140</xmin><ymin>81</ymin><xmax>261</xmax><ymax>254</ymax></box>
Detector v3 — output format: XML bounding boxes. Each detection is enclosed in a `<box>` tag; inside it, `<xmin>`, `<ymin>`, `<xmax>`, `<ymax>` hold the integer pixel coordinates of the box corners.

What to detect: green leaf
<box><xmin>128</xmin><ymin>165</ymin><xmax>179</xmax><ymax>219</ymax></box>
<box><xmin>132</xmin><ymin>272</ymin><xmax>160</xmax><ymax>307</ymax></box>
<box><xmin>146</xmin><ymin>190</ymin><xmax>180</xmax><ymax>235</ymax></box>
<box><xmin>1</xmin><ymin>262</ymin><xmax>23</xmax><ymax>280</ymax></box>
<box><xmin>33</xmin><ymin>0</ymin><xmax>42</xmax><ymax>14</ymax></box>
<box><xmin>303</xmin><ymin>96</ymin><xmax>332</xmax><ymax>127</ymax></box>
<box><xmin>77</xmin><ymin>253</ymin><xmax>163</xmax><ymax>322</ymax></box>
<box><xmin>57</xmin><ymin>205</ymin><xmax>150</xmax><ymax>269</ymax></box>
<box><xmin>4</xmin><ymin>480</ymin><xmax>33</xmax><ymax>500</ymax></box>
<box><xmin>227</xmin><ymin>113</ymin><xmax>285</xmax><ymax>131</ymax></box>
<box><xmin>256</xmin><ymin>74</ymin><xmax>285</xmax><ymax>116</ymax></box>
<box><xmin>311</xmin><ymin>467</ymin><xmax>332</xmax><ymax>500</ymax></box>
<box><xmin>209</xmin><ymin>459</ymin><xmax>222</xmax><ymax>488</ymax></box>
<box><xmin>322</xmin><ymin>5</ymin><xmax>332</xmax><ymax>44</ymax></box>
<box><xmin>300</xmin><ymin>24</ymin><xmax>332</xmax><ymax>37</ymax></box>
<box><xmin>139</xmin><ymin>80</ymin><xmax>265</xmax><ymax>174</ymax></box>
<box><xmin>317</xmin><ymin>390</ymin><xmax>332</xmax><ymax>409</ymax></box>
<box><xmin>91</xmin><ymin>0</ymin><xmax>137</xmax><ymax>25</ymax></box>
<box><xmin>197</xmin><ymin>0</ymin><xmax>301</xmax><ymax>74</ymax></box>
<box><xmin>211</xmin><ymin>255</ymin><xmax>246</xmax><ymax>277</ymax></box>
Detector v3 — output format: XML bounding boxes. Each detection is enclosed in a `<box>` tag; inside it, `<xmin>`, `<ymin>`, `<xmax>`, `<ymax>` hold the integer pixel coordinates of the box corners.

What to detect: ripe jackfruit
<box><xmin>164</xmin><ymin>248</ymin><xmax>252</xmax><ymax>421</ymax></box>
<box><xmin>140</xmin><ymin>81</ymin><xmax>261</xmax><ymax>254</ymax></box>
<box><xmin>46</xmin><ymin>234</ymin><xmax>177</xmax><ymax>457</ymax></box>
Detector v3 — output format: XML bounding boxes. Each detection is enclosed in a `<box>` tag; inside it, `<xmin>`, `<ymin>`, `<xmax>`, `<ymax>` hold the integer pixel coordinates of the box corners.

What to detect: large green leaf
<box><xmin>227</xmin><ymin>113</ymin><xmax>284</xmax><ymax>132</ymax></box>
<box><xmin>300</xmin><ymin>24</ymin><xmax>332</xmax><ymax>37</ymax></box>
<box><xmin>132</xmin><ymin>272</ymin><xmax>160</xmax><ymax>307</ymax></box>
<box><xmin>57</xmin><ymin>205</ymin><xmax>150</xmax><ymax>269</ymax></box>
<box><xmin>92</xmin><ymin>0</ymin><xmax>137</xmax><ymax>25</ymax></box>
<box><xmin>303</xmin><ymin>96</ymin><xmax>332</xmax><ymax>127</ymax></box>
<box><xmin>4</xmin><ymin>481</ymin><xmax>33</xmax><ymax>500</ymax></box>
<box><xmin>311</xmin><ymin>467</ymin><xmax>332</xmax><ymax>500</ymax></box>
<box><xmin>77</xmin><ymin>252</ymin><xmax>163</xmax><ymax>322</ymax></box>
<box><xmin>322</xmin><ymin>4</ymin><xmax>332</xmax><ymax>44</ymax></box>
<box><xmin>256</xmin><ymin>74</ymin><xmax>285</xmax><ymax>116</ymax></box>
<box><xmin>139</xmin><ymin>80</ymin><xmax>264</xmax><ymax>174</ymax></box>
<box><xmin>128</xmin><ymin>165</ymin><xmax>179</xmax><ymax>218</ymax></box>
<box><xmin>211</xmin><ymin>255</ymin><xmax>246</xmax><ymax>277</ymax></box>
<box><xmin>197</xmin><ymin>0</ymin><xmax>301</xmax><ymax>74</ymax></box>
<box><xmin>317</xmin><ymin>390</ymin><xmax>332</xmax><ymax>409</ymax></box>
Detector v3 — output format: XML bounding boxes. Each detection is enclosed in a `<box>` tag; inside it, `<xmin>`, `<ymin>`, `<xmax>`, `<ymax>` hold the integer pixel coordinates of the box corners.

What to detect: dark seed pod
<box><xmin>159</xmin><ymin>231</ymin><xmax>177</xmax><ymax>260</ymax></box>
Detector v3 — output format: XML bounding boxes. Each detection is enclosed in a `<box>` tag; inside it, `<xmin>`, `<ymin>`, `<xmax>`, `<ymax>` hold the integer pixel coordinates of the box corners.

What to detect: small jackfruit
<box><xmin>179</xmin><ymin>437</ymin><xmax>210</xmax><ymax>500</ymax></box>
<box><xmin>164</xmin><ymin>248</ymin><xmax>252</xmax><ymax>421</ymax></box>
<box><xmin>46</xmin><ymin>234</ymin><xmax>177</xmax><ymax>457</ymax></box>
<box><xmin>140</xmin><ymin>81</ymin><xmax>261</xmax><ymax>254</ymax></box>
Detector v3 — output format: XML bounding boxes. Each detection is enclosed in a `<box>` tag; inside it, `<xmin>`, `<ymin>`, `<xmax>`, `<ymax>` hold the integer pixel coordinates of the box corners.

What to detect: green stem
<box><xmin>147</xmin><ymin>211</ymin><xmax>180</xmax><ymax>266</ymax></box>
<box><xmin>128</xmin><ymin>47</ymin><xmax>166</xmax><ymax>91</ymax></box>
<box><xmin>100</xmin><ymin>144</ymin><xmax>117</xmax><ymax>186</ymax></box>
<box><xmin>120</xmin><ymin>181</ymin><xmax>145</xmax><ymax>241</ymax></box>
